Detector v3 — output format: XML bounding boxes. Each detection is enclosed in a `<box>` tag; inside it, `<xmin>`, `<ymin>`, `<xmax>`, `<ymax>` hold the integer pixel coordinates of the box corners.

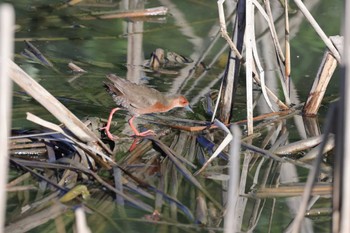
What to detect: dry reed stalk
<box><xmin>252</xmin><ymin>74</ymin><xmax>290</xmax><ymax>110</ymax></box>
<box><xmin>82</xmin><ymin>6</ymin><xmax>168</xmax><ymax>20</ymax></box>
<box><xmin>217</xmin><ymin>0</ymin><xmax>243</xmax><ymax>60</ymax></box>
<box><xmin>224</xmin><ymin>125</ymin><xmax>241</xmax><ymax>233</ymax></box>
<box><xmin>6</xmin><ymin>185</ymin><xmax>37</xmax><ymax>192</ymax></box>
<box><xmin>284</xmin><ymin>0</ymin><xmax>291</xmax><ymax>95</ymax></box>
<box><xmin>340</xmin><ymin>0</ymin><xmax>350</xmax><ymax>232</ymax></box>
<box><xmin>303</xmin><ymin>50</ymin><xmax>339</xmax><ymax>116</ymax></box>
<box><xmin>5</xmin><ymin>203</ymin><xmax>68</xmax><ymax>233</ymax></box>
<box><xmin>75</xmin><ymin>207</ymin><xmax>92</xmax><ymax>233</ymax></box>
<box><xmin>261</xmin><ymin>0</ymin><xmax>285</xmax><ymax>61</ymax></box>
<box><xmin>194</xmin><ymin>120</ymin><xmax>233</xmax><ymax>175</ymax></box>
<box><xmin>252</xmin><ymin>1</ymin><xmax>292</xmax><ymax>106</ymax></box>
<box><xmin>299</xmin><ymin>135</ymin><xmax>334</xmax><ymax>161</ymax></box>
<box><xmin>26</xmin><ymin>113</ymin><xmax>114</xmax><ymax>169</ymax></box>
<box><xmin>249</xmin><ymin>0</ymin><xmax>291</xmax><ymax>111</ymax></box>
<box><xmin>7</xmin><ymin>172</ymin><xmax>31</xmax><ymax>187</ymax></box>
<box><xmin>245</xmin><ymin>0</ymin><xmax>254</xmax><ymax>135</ymax></box>
<box><xmin>255</xmin><ymin>183</ymin><xmax>332</xmax><ymax>198</ymax></box>
<box><xmin>240</xmin><ymin>142</ymin><xmax>285</xmax><ymax>162</ymax></box>
<box><xmin>195</xmin><ymin>193</ymin><xmax>208</xmax><ymax>225</ymax></box>
<box><xmin>273</xmin><ymin>134</ymin><xmax>325</xmax><ymax>155</ymax></box>
<box><xmin>8</xmin><ymin>60</ymin><xmax>111</xmax><ymax>154</ymax></box>
<box><xmin>68</xmin><ymin>62</ymin><xmax>87</xmax><ymax>73</ymax></box>
<box><xmin>248</xmin><ymin>158</ymin><xmax>274</xmax><ymax>231</ymax></box>
<box><xmin>234</xmin><ymin>151</ymin><xmax>252</xmax><ymax>230</ymax></box>
<box><xmin>164</xmin><ymin>107</ymin><xmax>293</xmax><ymax>133</ymax></box>
<box><xmin>216</xmin><ymin>1</ymin><xmax>289</xmax><ymax>121</ymax></box>
<box><xmin>254</xmin><ymin>0</ymin><xmax>291</xmax><ymax>105</ymax></box>
<box><xmin>217</xmin><ymin>0</ymin><xmax>245</xmax><ymax>124</ymax></box>
<box><xmin>0</xmin><ymin>4</ymin><xmax>14</xmax><ymax>231</ymax></box>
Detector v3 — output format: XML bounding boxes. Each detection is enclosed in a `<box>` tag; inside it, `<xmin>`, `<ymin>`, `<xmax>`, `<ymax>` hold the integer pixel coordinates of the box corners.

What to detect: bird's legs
<box><xmin>128</xmin><ymin>116</ymin><xmax>155</xmax><ymax>137</ymax></box>
<box><xmin>103</xmin><ymin>109</ymin><xmax>155</xmax><ymax>140</ymax></box>
<box><xmin>102</xmin><ymin>107</ymin><xmax>120</xmax><ymax>140</ymax></box>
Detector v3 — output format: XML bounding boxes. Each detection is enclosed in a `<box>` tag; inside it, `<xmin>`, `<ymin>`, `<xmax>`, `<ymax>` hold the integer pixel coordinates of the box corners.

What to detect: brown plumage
<box><xmin>103</xmin><ymin>74</ymin><xmax>191</xmax><ymax>139</ymax></box>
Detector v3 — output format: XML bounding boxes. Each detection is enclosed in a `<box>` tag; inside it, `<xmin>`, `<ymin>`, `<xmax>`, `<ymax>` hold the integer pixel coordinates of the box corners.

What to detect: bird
<box><xmin>103</xmin><ymin>74</ymin><xmax>192</xmax><ymax>140</ymax></box>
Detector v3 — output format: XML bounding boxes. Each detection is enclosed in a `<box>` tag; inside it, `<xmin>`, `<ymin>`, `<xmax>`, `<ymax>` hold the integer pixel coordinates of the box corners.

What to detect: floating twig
<box><xmin>82</xmin><ymin>6</ymin><xmax>168</xmax><ymax>20</ymax></box>
<box><xmin>68</xmin><ymin>62</ymin><xmax>87</xmax><ymax>73</ymax></box>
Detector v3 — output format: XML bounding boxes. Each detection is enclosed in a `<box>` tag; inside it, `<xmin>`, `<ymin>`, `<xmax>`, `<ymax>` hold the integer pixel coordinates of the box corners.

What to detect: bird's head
<box><xmin>173</xmin><ymin>96</ymin><xmax>193</xmax><ymax>112</ymax></box>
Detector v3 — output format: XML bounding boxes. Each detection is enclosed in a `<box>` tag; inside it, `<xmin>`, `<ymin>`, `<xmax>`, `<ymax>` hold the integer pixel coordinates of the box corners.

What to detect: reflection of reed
<box><xmin>123</xmin><ymin>0</ymin><xmax>145</xmax><ymax>84</ymax></box>
<box><xmin>159</xmin><ymin>0</ymin><xmax>205</xmax><ymax>95</ymax></box>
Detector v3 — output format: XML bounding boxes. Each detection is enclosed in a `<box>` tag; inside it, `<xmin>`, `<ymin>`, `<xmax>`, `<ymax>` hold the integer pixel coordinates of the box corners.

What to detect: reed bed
<box><xmin>0</xmin><ymin>0</ymin><xmax>345</xmax><ymax>232</ymax></box>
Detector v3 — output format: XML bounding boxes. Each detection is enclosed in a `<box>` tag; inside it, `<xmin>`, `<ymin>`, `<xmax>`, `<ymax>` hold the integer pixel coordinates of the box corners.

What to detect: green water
<box><xmin>3</xmin><ymin>0</ymin><xmax>343</xmax><ymax>232</ymax></box>
<box><xmin>8</xmin><ymin>0</ymin><xmax>342</xmax><ymax>127</ymax></box>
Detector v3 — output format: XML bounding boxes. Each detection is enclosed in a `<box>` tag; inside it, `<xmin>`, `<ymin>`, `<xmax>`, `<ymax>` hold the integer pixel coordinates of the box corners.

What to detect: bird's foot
<box><xmin>129</xmin><ymin>116</ymin><xmax>155</xmax><ymax>137</ymax></box>
<box><xmin>132</xmin><ymin>129</ymin><xmax>156</xmax><ymax>137</ymax></box>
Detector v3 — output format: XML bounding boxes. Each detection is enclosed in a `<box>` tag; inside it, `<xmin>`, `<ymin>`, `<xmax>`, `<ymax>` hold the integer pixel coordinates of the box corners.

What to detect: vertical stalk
<box><xmin>218</xmin><ymin>0</ymin><xmax>246</xmax><ymax>124</ymax></box>
<box><xmin>224</xmin><ymin>125</ymin><xmax>241</xmax><ymax>232</ymax></box>
<box><xmin>245</xmin><ymin>0</ymin><xmax>254</xmax><ymax>135</ymax></box>
<box><xmin>340</xmin><ymin>0</ymin><xmax>350</xmax><ymax>232</ymax></box>
<box><xmin>0</xmin><ymin>4</ymin><xmax>14</xmax><ymax>230</ymax></box>
<box><xmin>285</xmin><ymin>0</ymin><xmax>291</xmax><ymax>96</ymax></box>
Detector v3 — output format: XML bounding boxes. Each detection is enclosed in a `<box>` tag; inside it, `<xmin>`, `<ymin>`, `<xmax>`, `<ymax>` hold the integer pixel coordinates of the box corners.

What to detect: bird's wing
<box><xmin>106</xmin><ymin>74</ymin><xmax>168</xmax><ymax>114</ymax></box>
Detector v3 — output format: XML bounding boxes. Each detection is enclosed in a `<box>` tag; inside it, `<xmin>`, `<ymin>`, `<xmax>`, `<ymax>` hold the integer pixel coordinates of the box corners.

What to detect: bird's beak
<box><xmin>185</xmin><ymin>105</ymin><xmax>194</xmax><ymax>113</ymax></box>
